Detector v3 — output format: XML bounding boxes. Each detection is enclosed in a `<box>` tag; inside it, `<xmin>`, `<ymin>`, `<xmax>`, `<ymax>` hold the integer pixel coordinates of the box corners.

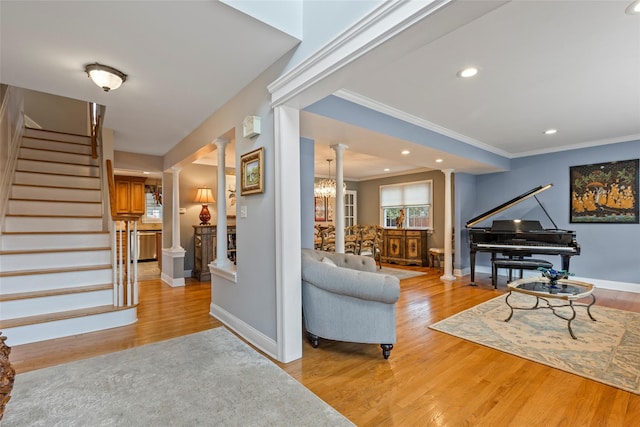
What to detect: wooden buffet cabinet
<box><xmin>192</xmin><ymin>225</ymin><xmax>237</xmax><ymax>282</ymax></box>
<box><xmin>381</xmin><ymin>228</ymin><xmax>430</xmax><ymax>266</ymax></box>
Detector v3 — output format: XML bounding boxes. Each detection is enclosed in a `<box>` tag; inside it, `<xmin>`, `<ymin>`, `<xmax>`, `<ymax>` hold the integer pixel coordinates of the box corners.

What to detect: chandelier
<box><xmin>314</xmin><ymin>158</ymin><xmax>346</xmax><ymax>199</ymax></box>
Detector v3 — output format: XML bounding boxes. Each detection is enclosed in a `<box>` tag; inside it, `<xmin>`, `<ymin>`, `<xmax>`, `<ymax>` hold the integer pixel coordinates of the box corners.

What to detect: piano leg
<box><xmin>561</xmin><ymin>255</ymin><xmax>571</xmax><ymax>272</ymax></box>
<box><xmin>469</xmin><ymin>250</ymin><xmax>477</xmax><ymax>286</ymax></box>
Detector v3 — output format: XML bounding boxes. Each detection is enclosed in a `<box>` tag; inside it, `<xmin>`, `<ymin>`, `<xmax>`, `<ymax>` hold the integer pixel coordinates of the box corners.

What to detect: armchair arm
<box><xmin>302</xmin><ymin>259</ymin><xmax>400</xmax><ymax>304</ymax></box>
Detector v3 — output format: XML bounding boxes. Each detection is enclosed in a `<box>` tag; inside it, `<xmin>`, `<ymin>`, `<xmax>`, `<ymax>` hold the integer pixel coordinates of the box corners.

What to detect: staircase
<box><xmin>0</xmin><ymin>128</ymin><xmax>137</xmax><ymax>346</ymax></box>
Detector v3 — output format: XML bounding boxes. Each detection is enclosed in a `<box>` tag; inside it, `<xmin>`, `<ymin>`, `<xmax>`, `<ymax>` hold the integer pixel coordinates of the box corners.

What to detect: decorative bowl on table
<box><xmin>537</xmin><ymin>267</ymin><xmax>574</xmax><ymax>288</ymax></box>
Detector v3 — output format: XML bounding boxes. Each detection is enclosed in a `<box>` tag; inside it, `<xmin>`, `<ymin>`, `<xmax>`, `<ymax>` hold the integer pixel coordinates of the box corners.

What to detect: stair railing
<box><xmin>89</xmin><ymin>102</ymin><xmax>104</xmax><ymax>160</ymax></box>
<box><xmin>0</xmin><ymin>85</ymin><xmax>25</xmax><ymax>232</ymax></box>
<box><xmin>106</xmin><ymin>159</ymin><xmax>140</xmax><ymax>308</ymax></box>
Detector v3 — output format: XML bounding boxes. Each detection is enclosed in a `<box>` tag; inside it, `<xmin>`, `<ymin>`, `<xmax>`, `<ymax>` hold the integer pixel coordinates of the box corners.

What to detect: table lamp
<box><xmin>194</xmin><ymin>187</ymin><xmax>215</xmax><ymax>225</ymax></box>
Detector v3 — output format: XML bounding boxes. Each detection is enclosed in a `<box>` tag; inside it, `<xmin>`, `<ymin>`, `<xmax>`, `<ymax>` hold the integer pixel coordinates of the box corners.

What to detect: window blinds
<box><xmin>380</xmin><ymin>180</ymin><xmax>431</xmax><ymax>207</ymax></box>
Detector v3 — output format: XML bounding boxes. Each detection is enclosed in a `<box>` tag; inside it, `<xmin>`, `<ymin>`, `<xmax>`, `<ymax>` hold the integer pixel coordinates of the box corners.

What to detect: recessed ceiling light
<box><xmin>401</xmin><ymin>150</ymin><xmax>410</xmax><ymax>155</ymax></box>
<box><xmin>457</xmin><ymin>67</ymin><xmax>478</xmax><ymax>78</ymax></box>
<box><xmin>544</xmin><ymin>129</ymin><xmax>558</xmax><ymax>135</ymax></box>
<box><xmin>435</xmin><ymin>158</ymin><xmax>443</xmax><ymax>163</ymax></box>
<box><xmin>384</xmin><ymin>168</ymin><xmax>390</xmax><ymax>172</ymax></box>
<box><xmin>626</xmin><ymin>0</ymin><xmax>640</xmax><ymax>14</ymax></box>
<box><xmin>143</xmin><ymin>171</ymin><xmax>151</xmax><ymax>175</ymax></box>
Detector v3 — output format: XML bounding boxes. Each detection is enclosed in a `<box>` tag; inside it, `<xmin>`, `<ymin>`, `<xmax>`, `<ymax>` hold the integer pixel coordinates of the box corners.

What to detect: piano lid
<box><xmin>465</xmin><ymin>184</ymin><xmax>553</xmax><ymax>228</ymax></box>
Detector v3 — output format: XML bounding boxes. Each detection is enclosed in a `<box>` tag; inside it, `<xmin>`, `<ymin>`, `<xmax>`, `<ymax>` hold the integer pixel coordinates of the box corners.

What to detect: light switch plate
<box><xmin>240</xmin><ymin>205</ymin><xmax>247</xmax><ymax>218</ymax></box>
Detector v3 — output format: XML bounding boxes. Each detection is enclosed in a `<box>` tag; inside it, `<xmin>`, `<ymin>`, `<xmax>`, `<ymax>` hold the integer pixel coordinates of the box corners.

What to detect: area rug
<box><xmin>3</xmin><ymin>328</ymin><xmax>354</xmax><ymax>426</ymax></box>
<box><xmin>429</xmin><ymin>292</ymin><xmax>640</xmax><ymax>394</ymax></box>
<box><xmin>379</xmin><ymin>266</ymin><xmax>426</xmax><ymax>280</ymax></box>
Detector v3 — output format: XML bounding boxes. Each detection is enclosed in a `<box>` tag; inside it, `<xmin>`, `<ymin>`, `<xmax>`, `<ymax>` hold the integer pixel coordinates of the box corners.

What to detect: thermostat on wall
<box><xmin>243</xmin><ymin>115</ymin><xmax>261</xmax><ymax>138</ymax></box>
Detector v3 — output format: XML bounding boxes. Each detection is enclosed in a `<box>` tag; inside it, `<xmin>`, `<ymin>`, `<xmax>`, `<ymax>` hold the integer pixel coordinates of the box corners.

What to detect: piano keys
<box><xmin>466</xmin><ymin>184</ymin><xmax>580</xmax><ymax>286</ymax></box>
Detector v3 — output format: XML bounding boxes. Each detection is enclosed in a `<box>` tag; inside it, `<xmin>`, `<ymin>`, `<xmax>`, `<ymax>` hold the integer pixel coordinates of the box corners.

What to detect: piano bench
<box><xmin>491</xmin><ymin>258</ymin><xmax>553</xmax><ymax>289</ymax></box>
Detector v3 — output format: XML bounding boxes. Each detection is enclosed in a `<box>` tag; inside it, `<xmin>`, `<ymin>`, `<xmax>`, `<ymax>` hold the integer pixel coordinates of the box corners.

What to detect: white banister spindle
<box><xmin>133</xmin><ymin>221</ymin><xmax>139</xmax><ymax>305</ymax></box>
<box><xmin>126</xmin><ymin>221</ymin><xmax>132</xmax><ymax>306</ymax></box>
<box><xmin>118</xmin><ymin>221</ymin><xmax>124</xmax><ymax>306</ymax></box>
<box><xmin>112</xmin><ymin>221</ymin><xmax>117</xmax><ymax>306</ymax></box>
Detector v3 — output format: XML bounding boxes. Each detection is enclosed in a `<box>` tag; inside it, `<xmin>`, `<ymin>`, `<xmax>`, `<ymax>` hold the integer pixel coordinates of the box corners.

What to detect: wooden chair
<box><xmin>320</xmin><ymin>225</ymin><xmax>336</xmax><ymax>252</ymax></box>
<box><xmin>360</xmin><ymin>225</ymin><xmax>383</xmax><ymax>269</ymax></box>
<box><xmin>344</xmin><ymin>225</ymin><xmax>361</xmax><ymax>254</ymax></box>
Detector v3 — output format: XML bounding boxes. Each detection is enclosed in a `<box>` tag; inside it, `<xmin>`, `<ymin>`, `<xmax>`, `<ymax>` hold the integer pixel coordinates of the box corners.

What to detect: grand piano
<box><xmin>466</xmin><ymin>184</ymin><xmax>580</xmax><ymax>285</ymax></box>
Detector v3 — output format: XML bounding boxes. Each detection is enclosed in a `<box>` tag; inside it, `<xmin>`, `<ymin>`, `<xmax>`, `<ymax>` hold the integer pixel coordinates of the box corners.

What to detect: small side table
<box><xmin>505</xmin><ymin>277</ymin><xmax>596</xmax><ymax>339</ymax></box>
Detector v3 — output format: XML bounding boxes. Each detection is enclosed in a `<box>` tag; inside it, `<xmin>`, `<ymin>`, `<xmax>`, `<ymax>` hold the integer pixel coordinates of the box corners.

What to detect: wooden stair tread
<box><xmin>0</xmin><ymin>304</ymin><xmax>135</xmax><ymax>329</ymax></box>
<box><xmin>17</xmin><ymin>157</ymin><xmax>98</xmax><ymax>168</ymax></box>
<box><xmin>23</xmin><ymin>136</ymin><xmax>91</xmax><ymax>147</ymax></box>
<box><xmin>11</xmin><ymin>183</ymin><xmax>100</xmax><ymax>190</ymax></box>
<box><xmin>25</xmin><ymin>127</ymin><xmax>92</xmax><ymax>139</ymax></box>
<box><xmin>0</xmin><ymin>246</ymin><xmax>110</xmax><ymax>255</ymax></box>
<box><xmin>0</xmin><ymin>284</ymin><xmax>113</xmax><ymax>302</ymax></box>
<box><xmin>8</xmin><ymin>197</ymin><xmax>101</xmax><ymax>204</ymax></box>
<box><xmin>20</xmin><ymin>146</ymin><xmax>92</xmax><ymax>156</ymax></box>
<box><xmin>5</xmin><ymin>213</ymin><xmax>101</xmax><ymax>218</ymax></box>
<box><xmin>1</xmin><ymin>231</ymin><xmax>108</xmax><ymax>235</ymax></box>
<box><xmin>0</xmin><ymin>264</ymin><xmax>112</xmax><ymax>278</ymax></box>
<box><xmin>14</xmin><ymin>169</ymin><xmax>99</xmax><ymax>179</ymax></box>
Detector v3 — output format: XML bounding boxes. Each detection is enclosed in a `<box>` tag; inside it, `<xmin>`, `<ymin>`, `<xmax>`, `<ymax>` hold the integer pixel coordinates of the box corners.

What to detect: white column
<box><xmin>441</xmin><ymin>168</ymin><xmax>455</xmax><ymax>281</ymax></box>
<box><xmin>331</xmin><ymin>143</ymin><xmax>348</xmax><ymax>253</ymax></box>
<box><xmin>171</xmin><ymin>166</ymin><xmax>183</xmax><ymax>251</ymax></box>
<box><xmin>274</xmin><ymin>105</ymin><xmax>302</xmax><ymax>362</ymax></box>
<box><xmin>213</xmin><ymin>138</ymin><xmax>232</xmax><ymax>268</ymax></box>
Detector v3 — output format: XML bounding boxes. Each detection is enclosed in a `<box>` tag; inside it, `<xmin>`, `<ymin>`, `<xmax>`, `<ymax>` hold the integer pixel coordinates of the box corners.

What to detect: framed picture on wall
<box><xmin>570</xmin><ymin>158</ymin><xmax>638</xmax><ymax>223</ymax></box>
<box><xmin>240</xmin><ymin>147</ymin><xmax>264</xmax><ymax>195</ymax></box>
<box><xmin>314</xmin><ymin>197</ymin><xmax>326</xmax><ymax>222</ymax></box>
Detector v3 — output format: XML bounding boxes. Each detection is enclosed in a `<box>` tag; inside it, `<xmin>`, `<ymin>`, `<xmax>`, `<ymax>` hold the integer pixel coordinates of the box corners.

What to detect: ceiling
<box><xmin>2</xmin><ymin>1</ymin><xmax>639</xmax><ymax>181</ymax></box>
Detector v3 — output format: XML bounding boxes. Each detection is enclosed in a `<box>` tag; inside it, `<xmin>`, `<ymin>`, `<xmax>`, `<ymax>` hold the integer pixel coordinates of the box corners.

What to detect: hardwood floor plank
<box><xmin>6</xmin><ymin>266</ymin><xmax>640</xmax><ymax>425</ymax></box>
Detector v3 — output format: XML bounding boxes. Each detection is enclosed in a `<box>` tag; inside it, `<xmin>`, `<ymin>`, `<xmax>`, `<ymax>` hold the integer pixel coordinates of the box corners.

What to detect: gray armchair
<box><xmin>301</xmin><ymin>248</ymin><xmax>401</xmax><ymax>359</ymax></box>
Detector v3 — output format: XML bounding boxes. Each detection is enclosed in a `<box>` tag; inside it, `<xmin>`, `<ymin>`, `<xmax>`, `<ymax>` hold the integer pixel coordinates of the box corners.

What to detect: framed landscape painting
<box><xmin>570</xmin><ymin>159</ymin><xmax>638</xmax><ymax>223</ymax></box>
<box><xmin>240</xmin><ymin>147</ymin><xmax>264</xmax><ymax>195</ymax></box>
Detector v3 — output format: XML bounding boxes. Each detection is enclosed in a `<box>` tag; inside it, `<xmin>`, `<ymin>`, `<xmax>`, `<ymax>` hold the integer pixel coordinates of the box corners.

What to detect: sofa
<box><xmin>301</xmin><ymin>248</ymin><xmax>401</xmax><ymax>359</ymax></box>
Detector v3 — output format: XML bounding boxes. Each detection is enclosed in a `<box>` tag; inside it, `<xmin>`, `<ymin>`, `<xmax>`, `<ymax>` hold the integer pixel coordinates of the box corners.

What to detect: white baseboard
<box><xmin>161</xmin><ymin>272</ymin><xmax>185</xmax><ymax>287</ymax></box>
<box><xmin>210</xmin><ymin>302</ymin><xmax>278</xmax><ymax>360</ymax></box>
<box><xmin>473</xmin><ymin>265</ymin><xmax>640</xmax><ymax>294</ymax></box>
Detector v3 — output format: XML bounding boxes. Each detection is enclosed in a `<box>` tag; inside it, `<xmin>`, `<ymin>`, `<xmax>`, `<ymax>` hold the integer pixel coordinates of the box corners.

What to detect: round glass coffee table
<box><xmin>505</xmin><ymin>277</ymin><xmax>596</xmax><ymax>339</ymax></box>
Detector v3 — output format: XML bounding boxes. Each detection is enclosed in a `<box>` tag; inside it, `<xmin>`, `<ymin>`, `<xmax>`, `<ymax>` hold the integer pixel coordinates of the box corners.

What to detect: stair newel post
<box><xmin>118</xmin><ymin>221</ymin><xmax>124</xmax><ymax>307</ymax></box>
<box><xmin>132</xmin><ymin>221</ymin><xmax>138</xmax><ymax>305</ymax></box>
<box><xmin>112</xmin><ymin>221</ymin><xmax>117</xmax><ymax>306</ymax></box>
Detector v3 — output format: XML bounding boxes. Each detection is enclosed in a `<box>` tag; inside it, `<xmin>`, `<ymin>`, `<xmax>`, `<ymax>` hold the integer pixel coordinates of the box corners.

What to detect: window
<box><xmin>380</xmin><ymin>180</ymin><xmax>432</xmax><ymax>229</ymax></box>
<box><xmin>142</xmin><ymin>182</ymin><xmax>162</xmax><ymax>223</ymax></box>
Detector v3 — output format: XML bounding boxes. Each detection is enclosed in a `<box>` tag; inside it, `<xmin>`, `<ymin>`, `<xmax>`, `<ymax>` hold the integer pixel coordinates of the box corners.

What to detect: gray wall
<box><xmin>23</xmin><ymin>89</ymin><xmax>88</xmax><ymax>135</ymax></box>
<box><xmin>357</xmin><ymin>170</ymin><xmax>446</xmax><ymax>250</ymax></box>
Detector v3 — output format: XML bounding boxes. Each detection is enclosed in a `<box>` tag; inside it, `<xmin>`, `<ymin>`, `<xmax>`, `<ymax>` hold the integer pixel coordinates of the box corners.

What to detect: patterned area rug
<box><xmin>4</xmin><ymin>328</ymin><xmax>354</xmax><ymax>426</ymax></box>
<box><xmin>430</xmin><ymin>292</ymin><xmax>640</xmax><ymax>394</ymax></box>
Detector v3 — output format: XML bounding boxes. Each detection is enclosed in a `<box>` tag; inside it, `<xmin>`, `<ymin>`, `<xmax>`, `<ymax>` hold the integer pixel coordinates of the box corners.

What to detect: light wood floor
<box><xmin>8</xmin><ymin>267</ymin><xmax>640</xmax><ymax>426</ymax></box>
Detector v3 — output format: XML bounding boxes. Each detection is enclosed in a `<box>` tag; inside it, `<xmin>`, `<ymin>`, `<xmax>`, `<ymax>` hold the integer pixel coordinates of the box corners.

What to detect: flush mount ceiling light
<box><xmin>85</xmin><ymin>63</ymin><xmax>127</xmax><ymax>92</ymax></box>
<box><xmin>457</xmin><ymin>67</ymin><xmax>479</xmax><ymax>78</ymax></box>
<box><xmin>626</xmin><ymin>0</ymin><xmax>640</xmax><ymax>14</ymax></box>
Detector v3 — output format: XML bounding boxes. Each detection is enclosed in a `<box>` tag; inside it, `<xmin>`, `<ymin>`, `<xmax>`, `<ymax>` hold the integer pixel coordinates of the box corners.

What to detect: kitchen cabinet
<box><xmin>114</xmin><ymin>175</ymin><xmax>146</xmax><ymax>216</ymax></box>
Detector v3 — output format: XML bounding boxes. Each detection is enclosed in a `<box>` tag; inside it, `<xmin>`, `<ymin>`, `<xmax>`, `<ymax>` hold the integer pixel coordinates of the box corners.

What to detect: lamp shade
<box><xmin>194</xmin><ymin>187</ymin><xmax>215</xmax><ymax>204</ymax></box>
<box><xmin>85</xmin><ymin>63</ymin><xmax>127</xmax><ymax>92</ymax></box>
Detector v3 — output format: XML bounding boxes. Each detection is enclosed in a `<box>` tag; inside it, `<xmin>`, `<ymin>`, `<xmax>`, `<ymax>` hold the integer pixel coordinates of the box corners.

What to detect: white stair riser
<box><xmin>17</xmin><ymin>159</ymin><xmax>99</xmax><ymax>177</ymax></box>
<box><xmin>0</xmin><ymin>290</ymin><xmax>113</xmax><ymax>319</ymax></box>
<box><xmin>0</xmin><ymin>268</ymin><xmax>112</xmax><ymax>294</ymax></box>
<box><xmin>0</xmin><ymin>232</ymin><xmax>110</xmax><ymax>251</ymax></box>
<box><xmin>11</xmin><ymin>184</ymin><xmax>101</xmax><ymax>201</ymax></box>
<box><xmin>1</xmin><ymin>308</ymin><xmax>137</xmax><ymax>346</ymax></box>
<box><xmin>13</xmin><ymin>173</ymin><xmax>101</xmax><ymax>190</ymax></box>
<box><xmin>0</xmin><ymin>250</ymin><xmax>110</xmax><ymax>272</ymax></box>
<box><xmin>7</xmin><ymin>199</ymin><xmax>102</xmax><ymax>216</ymax></box>
<box><xmin>24</xmin><ymin>129</ymin><xmax>91</xmax><ymax>145</ymax></box>
<box><xmin>22</xmin><ymin>137</ymin><xmax>93</xmax><ymax>155</ymax></box>
<box><xmin>20</xmin><ymin>147</ymin><xmax>98</xmax><ymax>166</ymax></box>
<box><xmin>3</xmin><ymin>216</ymin><xmax>103</xmax><ymax>232</ymax></box>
